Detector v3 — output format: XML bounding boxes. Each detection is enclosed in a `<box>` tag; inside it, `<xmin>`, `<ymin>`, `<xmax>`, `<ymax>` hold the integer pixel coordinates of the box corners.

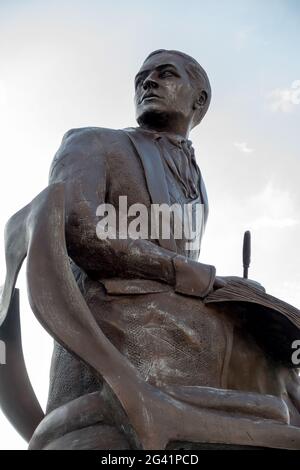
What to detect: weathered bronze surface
<box><xmin>1</xmin><ymin>50</ymin><xmax>300</xmax><ymax>450</ymax></box>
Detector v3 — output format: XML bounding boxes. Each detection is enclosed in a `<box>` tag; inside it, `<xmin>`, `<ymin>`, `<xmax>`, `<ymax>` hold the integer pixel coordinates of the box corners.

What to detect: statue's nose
<box><xmin>143</xmin><ymin>74</ymin><xmax>158</xmax><ymax>90</ymax></box>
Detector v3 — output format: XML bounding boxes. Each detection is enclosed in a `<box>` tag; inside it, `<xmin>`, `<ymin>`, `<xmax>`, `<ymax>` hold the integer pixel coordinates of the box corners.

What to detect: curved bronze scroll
<box><xmin>0</xmin><ymin>289</ymin><xmax>44</xmax><ymax>441</ymax></box>
<box><xmin>0</xmin><ymin>200</ymin><xmax>44</xmax><ymax>441</ymax></box>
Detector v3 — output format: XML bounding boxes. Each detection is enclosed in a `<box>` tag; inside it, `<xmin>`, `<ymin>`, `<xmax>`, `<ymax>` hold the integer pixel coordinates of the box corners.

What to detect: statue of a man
<box><xmin>46</xmin><ymin>48</ymin><xmax>228</xmax><ymax>411</ymax></box>
<box><xmin>1</xmin><ymin>49</ymin><xmax>300</xmax><ymax>450</ymax></box>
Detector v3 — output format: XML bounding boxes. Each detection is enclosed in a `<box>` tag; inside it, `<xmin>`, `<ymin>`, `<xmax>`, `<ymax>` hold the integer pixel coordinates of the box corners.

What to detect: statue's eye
<box><xmin>160</xmin><ymin>70</ymin><xmax>174</xmax><ymax>78</ymax></box>
<box><xmin>135</xmin><ymin>78</ymin><xmax>142</xmax><ymax>89</ymax></box>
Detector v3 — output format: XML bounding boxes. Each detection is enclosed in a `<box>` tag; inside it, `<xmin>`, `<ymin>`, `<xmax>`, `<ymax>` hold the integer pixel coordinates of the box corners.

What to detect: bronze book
<box><xmin>204</xmin><ymin>279</ymin><xmax>300</xmax><ymax>367</ymax></box>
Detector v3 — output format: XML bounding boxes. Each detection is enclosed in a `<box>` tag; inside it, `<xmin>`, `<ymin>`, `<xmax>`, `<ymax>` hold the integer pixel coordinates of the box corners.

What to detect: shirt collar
<box><xmin>136</xmin><ymin>127</ymin><xmax>192</xmax><ymax>149</ymax></box>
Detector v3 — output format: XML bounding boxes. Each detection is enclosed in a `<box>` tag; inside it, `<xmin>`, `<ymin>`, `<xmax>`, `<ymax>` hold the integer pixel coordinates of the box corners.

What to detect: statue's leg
<box><xmin>29</xmin><ymin>390</ymin><xmax>131</xmax><ymax>450</ymax></box>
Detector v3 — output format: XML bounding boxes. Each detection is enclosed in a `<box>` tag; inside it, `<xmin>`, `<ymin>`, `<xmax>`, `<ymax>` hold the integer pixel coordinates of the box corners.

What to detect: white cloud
<box><xmin>252</xmin><ymin>216</ymin><xmax>299</xmax><ymax>230</ymax></box>
<box><xmin>250</xmin><ymin>182</ymin><xmax>299</xmax><ymax>230</ymax></box>
<box><xmin>268</xmin><ymin>80</ymin><xmax>300</xmax><ymax>112</ymax></box>
<box><xmin>234</xmin><ymin>142</ymin><xmax>254</xmax><ymax>153</ymax></box>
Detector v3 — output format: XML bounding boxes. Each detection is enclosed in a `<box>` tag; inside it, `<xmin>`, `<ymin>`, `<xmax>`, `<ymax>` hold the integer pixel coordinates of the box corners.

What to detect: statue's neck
<box><xmin>139</xmin><ymin>124</ymin><xmax>190</xmax><ymax>140</ymax></box>
<box><xmin>137</xmin><ymin>126</ymin><xmax>191</xmax><ymax>145</ymax></box>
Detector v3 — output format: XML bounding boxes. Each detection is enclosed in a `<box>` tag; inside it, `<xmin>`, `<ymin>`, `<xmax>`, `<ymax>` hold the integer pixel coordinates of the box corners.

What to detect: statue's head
<box><xmin>134</xmin><ymin>49</ymin><xmax>211</xmax><ymax>136</ymax></box>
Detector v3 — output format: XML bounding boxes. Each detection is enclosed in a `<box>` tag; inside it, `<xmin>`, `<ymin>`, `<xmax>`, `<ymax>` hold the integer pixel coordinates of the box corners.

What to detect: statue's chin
<box><xmin>137</xmin><ymin>109</ymin><xmax>173</xmax><ymax>131</ymax></box>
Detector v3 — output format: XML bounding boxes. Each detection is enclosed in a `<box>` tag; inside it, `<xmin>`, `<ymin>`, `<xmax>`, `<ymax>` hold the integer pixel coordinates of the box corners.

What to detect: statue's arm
<box><xmin>49</xmin><ymin>128</ymin><xmax>216</xmax><ymax>297</ymax></box>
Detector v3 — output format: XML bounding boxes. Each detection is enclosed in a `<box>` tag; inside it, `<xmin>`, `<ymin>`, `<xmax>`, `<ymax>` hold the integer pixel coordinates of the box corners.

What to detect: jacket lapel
<box><xmin>123</xmin><ymin>128</ymin><xmax>177</xmax><ymax>253</ymax></box>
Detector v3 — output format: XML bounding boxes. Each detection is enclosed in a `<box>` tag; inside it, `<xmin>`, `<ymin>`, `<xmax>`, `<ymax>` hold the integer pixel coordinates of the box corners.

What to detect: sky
<box><xmin>0</xmin><ymin>0</ymin><xmax>299</xmax><ymax>450</ymax></box>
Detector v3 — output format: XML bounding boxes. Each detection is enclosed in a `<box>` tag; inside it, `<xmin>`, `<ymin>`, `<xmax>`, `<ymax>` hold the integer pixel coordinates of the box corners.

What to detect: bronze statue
<box><xmin>1</xmin><ymin>49</ymin><xmax>300</xmax><ymax>450</ymax></box>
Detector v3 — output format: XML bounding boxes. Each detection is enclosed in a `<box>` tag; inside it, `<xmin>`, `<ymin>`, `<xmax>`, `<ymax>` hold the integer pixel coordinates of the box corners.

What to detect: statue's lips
<box><xmin>140</xmin><ymin>94</ymin><xmax>162</xmax><ymax>104</ymax></box>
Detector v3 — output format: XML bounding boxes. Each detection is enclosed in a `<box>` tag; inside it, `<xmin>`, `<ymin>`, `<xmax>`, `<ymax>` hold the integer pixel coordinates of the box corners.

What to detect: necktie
<box><xmin>161</xmin><ymin>136</ymin><xmax>200</xmax><ymax>200</ymax></box>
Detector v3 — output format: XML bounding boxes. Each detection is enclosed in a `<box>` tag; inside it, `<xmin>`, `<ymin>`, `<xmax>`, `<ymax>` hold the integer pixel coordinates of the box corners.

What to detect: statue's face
<box><xmin>134</xmin><ymin>52</ymin><xmax>197</xmax><ymax>132</ymax></box>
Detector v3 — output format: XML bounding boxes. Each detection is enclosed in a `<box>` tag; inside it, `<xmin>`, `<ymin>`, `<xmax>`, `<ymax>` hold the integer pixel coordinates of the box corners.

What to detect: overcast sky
<box><xmin>0</xmin><ymin>0</ymin><xmax>299</xmax><ymax>449</ymax></box>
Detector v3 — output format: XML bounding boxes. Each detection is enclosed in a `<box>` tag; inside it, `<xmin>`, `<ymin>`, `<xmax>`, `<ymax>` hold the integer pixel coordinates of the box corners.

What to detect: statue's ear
<box><xmin>192</xmin><ymin>90</ymin><xmax>209</xmax><ymax>128</ymax></box>
<box><xmin>194</xmin><ymin>90</ymin><xmax>208</xmax><ymax>109</ymax></box>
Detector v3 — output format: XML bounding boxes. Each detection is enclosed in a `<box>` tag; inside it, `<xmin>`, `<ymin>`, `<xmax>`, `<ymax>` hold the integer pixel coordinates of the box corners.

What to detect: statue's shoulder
<box><xmin>49</xmin><ymin>126</ymin><xmax>127</xmax><ymax>181</ymax></box>
<box><xmin>60</xmin><ymin>126</ymin><xmax>125</xmax><ymax>148</ymax></box>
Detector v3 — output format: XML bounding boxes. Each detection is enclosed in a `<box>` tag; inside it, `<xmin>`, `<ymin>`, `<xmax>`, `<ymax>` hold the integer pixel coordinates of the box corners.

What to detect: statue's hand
<box><xmin>173</xmin><ymin>255</ymin><xmax>216</xmax><ymax>298</ymax></box>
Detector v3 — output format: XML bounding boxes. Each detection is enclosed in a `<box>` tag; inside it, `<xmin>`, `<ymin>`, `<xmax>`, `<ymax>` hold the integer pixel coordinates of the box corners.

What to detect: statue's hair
<box><xmin>144</xmin><ymin>49</ymin><xmax>211</xmax><ymax>126</ymax></box>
